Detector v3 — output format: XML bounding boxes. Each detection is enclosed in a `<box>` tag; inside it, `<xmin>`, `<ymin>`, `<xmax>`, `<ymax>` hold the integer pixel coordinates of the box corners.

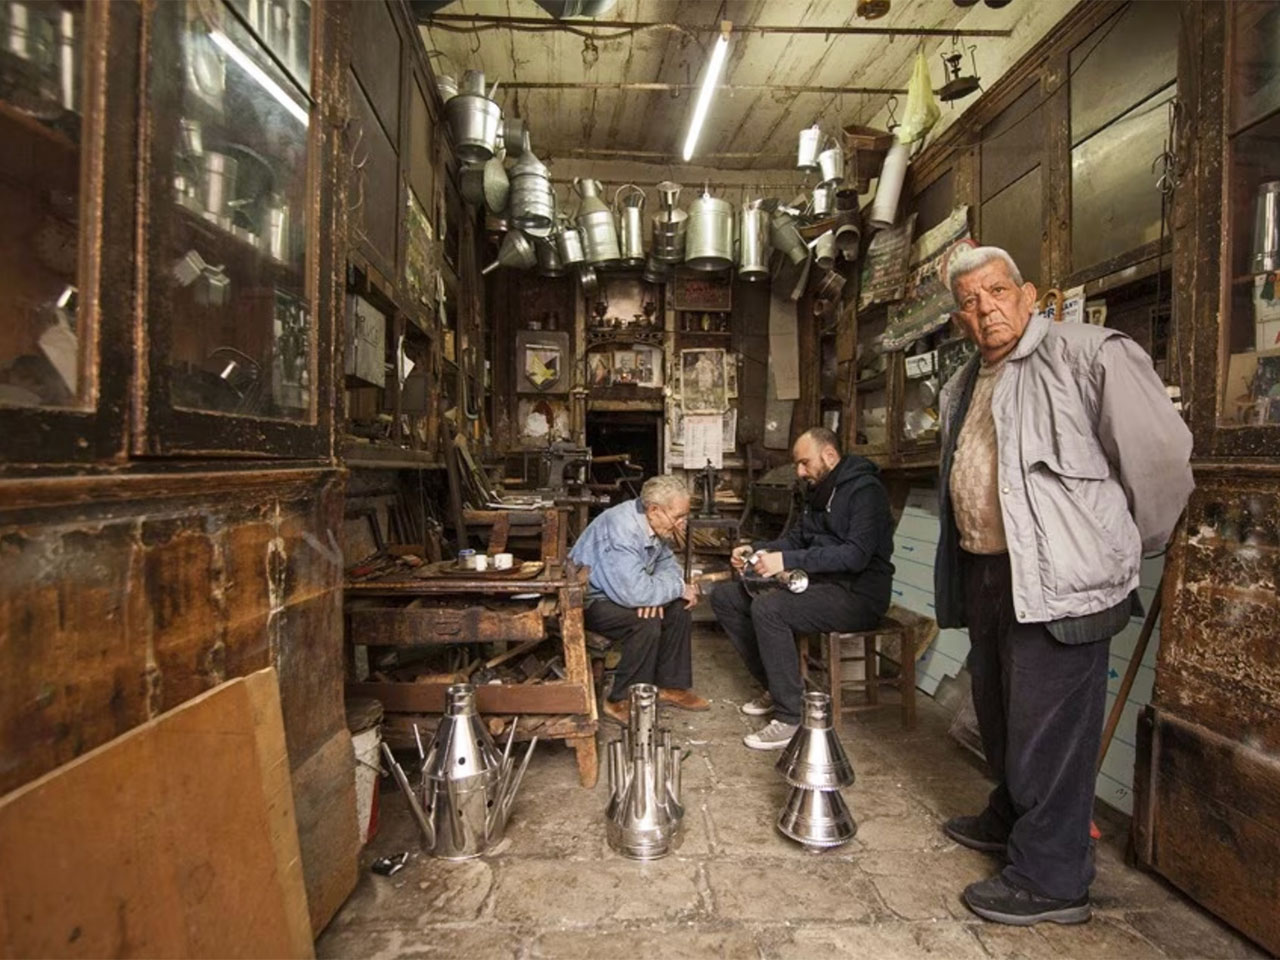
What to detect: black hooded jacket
<box><xmin>755</xmin><ymin>454</ymin><xmax>895</xmax><ymax>610</ymax></box>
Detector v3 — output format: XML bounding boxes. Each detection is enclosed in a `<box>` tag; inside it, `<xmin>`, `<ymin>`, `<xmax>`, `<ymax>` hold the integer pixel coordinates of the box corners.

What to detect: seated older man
<box><xmin>569</xmin><ymin>474</ymin><xmax>710</xmax><ymax>725</ymax></box>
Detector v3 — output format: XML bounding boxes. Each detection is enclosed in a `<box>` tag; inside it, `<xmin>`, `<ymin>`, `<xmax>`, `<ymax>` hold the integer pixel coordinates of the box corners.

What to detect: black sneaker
<box><xmin>943</xmin><ymin>814</ymin><xmax>1008</xmax><ymax>854</ymax></box>
<box><xmin>963</xmin><ymin>874</ymin><xmax>1091</xmax><ymax>926</ymax></box>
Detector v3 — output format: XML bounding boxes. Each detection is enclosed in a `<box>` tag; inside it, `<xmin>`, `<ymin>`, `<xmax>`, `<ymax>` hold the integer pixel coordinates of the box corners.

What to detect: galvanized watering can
<box><xmin>381</xmin><ymin>684</ymin><xmax>537</xmax><ymax>860</ymax></box>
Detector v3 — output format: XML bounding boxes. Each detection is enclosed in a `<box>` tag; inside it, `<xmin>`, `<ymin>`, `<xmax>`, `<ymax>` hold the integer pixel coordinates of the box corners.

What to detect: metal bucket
<box><xmin>615</xmin><ymin>184</ymin><xmax>647</xmax><ymax>266</ymax></box>
<box><xmin>812</xmin><ymin>183</ymin><xmax>836</xmax><ymax>217</ymax></box>
<box><xmin>574</xmin><ymin>178</ymin><xmax>621</xmax><ymax>265</ymax></box>
<box><xmin>556</xmin><ymin>223</ymin><xmax>586</xmax><ymax>266</ymax></box>
<box><xmin>797</xmin><ymin>124</ymin><xmax>822</xmax><ymax>171</ymax></box>
<box><xmin>651</xmin><ymin>180</ymin><xmax>688</xmax><ymax>263</ymax></box>
<box><xmin>817</xmin><ymin>146</ymin><xmax>844</xmax><ymax>186</ymax></box>
<box><xmin>510</xmin><ymin>150</ymin><xmax>555</xmax><ymax>238</ymax></box>
<box><xmin>685</xmin><ymin>192</ymin><xmax>734</xmax><ymax>272</ymax></box>
<box><xmin>738</xmin><ymin>202</ymin><xmax>770</xmax><ymax>281</ymax></box>
<box><xmin>445</xmin><ymin>94</ymin><xmax>502</xmax><ymax>163</ymax></box>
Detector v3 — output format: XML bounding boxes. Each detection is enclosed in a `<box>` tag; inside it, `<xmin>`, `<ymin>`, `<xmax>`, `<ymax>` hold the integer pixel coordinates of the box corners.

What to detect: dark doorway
<box><xmin>586</xmin><ymin>410</ymin><xmax>662</xmax><ymax>505</ymax></box>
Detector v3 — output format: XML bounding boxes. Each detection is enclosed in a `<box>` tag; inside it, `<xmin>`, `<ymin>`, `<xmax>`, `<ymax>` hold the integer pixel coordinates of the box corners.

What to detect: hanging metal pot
<box><xmin>482</xmin><ymin>229</ymin><xmax>536</xmax><ymax>274</ymax></box>
<box><xmin>615</xmin><ymin>184</ymin><xmax>647</xmax><ymax>267</ymax></box>
<box><xmin>556</xmin><ymin>221</ymin><xmax>587</xmax><ymax>266</ymax></box>
<box><xmin>738</xmin><ymin>200</ymin><xmax>770</xmax><ymax>282</ymax></box>
<box><xmin>509</xmin><ymin>150</ymin><xmax>554</xmax><ymax>238</ymax></box>
<box><xmin>651</xmin><ymin>180</ymin><xmax>688</xmax><ymax>263</ymax></box>
<box><xmin>684</xmin><ymin>190</ymin><xmax>734</xmax><ymax>272</ymax></box>
<box><xmin>574</xmin><ymin>177</ymin><xmax>621</xmax><ymax>266</ymax></box>
<box><xmin>445</xmin><ymin>93</ymin><xmax>502</xmax><ymax>163</ymax></box>
<box><xmin>817</xmin><ymin>145</ymin><xmax>845</xmax><ymax>187</ymax></box>
<box><xmin>797</xmin><ymin>124</ymin><xmax>822</xmax><ymax>171</ymax></box>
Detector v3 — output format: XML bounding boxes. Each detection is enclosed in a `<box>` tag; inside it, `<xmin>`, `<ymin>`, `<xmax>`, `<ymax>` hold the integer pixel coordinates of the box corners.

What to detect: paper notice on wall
<box><xmin>683</xmin><ymin>414</ymin><xmax>723</xmax><ymax>469</ymax></box>
<box><xmin>769</xmin><ymin>293</ymin><xmax>800</xmax><ymax>400</ymax></box>
<box><xmin>1061</xmin><ymin>286</ymin><xmax>1086</xmax><ymax>324</ymax></box>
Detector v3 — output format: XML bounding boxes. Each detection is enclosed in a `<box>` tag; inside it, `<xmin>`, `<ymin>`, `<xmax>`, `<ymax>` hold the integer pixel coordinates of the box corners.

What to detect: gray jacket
<box><xmin>934</xmin><ymin>313</ymin><xmax>1193</xmax><ymax>628</ymax></box>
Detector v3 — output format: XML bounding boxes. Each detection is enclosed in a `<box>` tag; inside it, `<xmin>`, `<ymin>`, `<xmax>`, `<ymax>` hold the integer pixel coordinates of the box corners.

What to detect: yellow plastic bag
<box><xmin>897</xmin><ymin>51</ymin><xmax>941</xmax><ymax>145</ymax></box>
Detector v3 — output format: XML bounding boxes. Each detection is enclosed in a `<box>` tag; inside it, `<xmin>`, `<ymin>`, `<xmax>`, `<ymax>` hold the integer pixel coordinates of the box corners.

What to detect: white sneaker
<box><xmin>740</xmin><ymin>691</ymin><xmax>774</xmax><ymax>717</ymax></box>
<box><xmin>743</xmin><ymin>719</ymin><xmax>799</xmax><ymax>751</ymax></box>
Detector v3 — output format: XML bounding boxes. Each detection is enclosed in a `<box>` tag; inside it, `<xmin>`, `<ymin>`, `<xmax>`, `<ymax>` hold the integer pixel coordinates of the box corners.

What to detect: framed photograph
<box><xmin>612</xmin><ymin>348</ymin><xmax>637</xmax><ymax>384</ymax></box>
<box><xmin>587</xmin><ymin>350</ymin><xmax>612</xmax><ymax>388</ymax></box>
<box><xmin>634</xmin><ymin>344</ymin><xmax>663</xmax><ymax>387</ymax></box>
<box><xmin>680</xmin><ymin>348</ymin><xmax>728</xmax><ymax>414</ymax></box>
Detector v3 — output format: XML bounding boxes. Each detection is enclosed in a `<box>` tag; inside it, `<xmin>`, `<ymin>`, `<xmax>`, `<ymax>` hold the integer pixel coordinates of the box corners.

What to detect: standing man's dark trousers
<box><xmin>584</xmin><ymin>597</ymin><xmax>692</xmax><ymax>701</ymax></box>
<box><xmin>711</xmin><ymin>581</ymin><xmax>881</xmax><ymax>724</ymax></box>
<box><xmin>963</xmin><ymin>551</ymin><xmax>1111</xmax><ymax>901</ymax></box>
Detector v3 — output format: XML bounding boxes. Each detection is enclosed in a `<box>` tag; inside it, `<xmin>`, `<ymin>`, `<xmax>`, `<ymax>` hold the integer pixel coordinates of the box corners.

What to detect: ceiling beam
<box><xmin>421</xmin><ymin>13</ymin><xmax>1013</xmax><ymax>39</ymax></box>
<box><xmin>500</xmin><ymin>81</ymin><xmax>911</xmax><ymax>95</ymax></box>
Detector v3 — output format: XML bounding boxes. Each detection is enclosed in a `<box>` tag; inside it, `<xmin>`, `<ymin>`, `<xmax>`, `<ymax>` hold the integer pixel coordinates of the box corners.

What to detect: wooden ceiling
<box><xmin>418</xmin><ymin>0</ymin><xmax>1076</xmax><ymax>171</ymax></box>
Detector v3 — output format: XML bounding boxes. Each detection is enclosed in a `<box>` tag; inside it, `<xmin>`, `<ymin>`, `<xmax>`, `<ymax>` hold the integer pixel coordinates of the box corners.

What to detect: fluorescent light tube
<box><xmin>210</xmin><ymin>29</ymin><xmax>310</xmax><ymax>127</ymax></box>
<box><xmin>682</xmin><ymin>27</ymin><xmax>730</xmax><ymax>162</ymax></box>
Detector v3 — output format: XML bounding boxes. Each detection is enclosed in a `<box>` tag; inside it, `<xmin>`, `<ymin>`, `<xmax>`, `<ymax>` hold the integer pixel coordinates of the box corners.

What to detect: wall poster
<box><xmin>680</xmin><ymin>348</ymin><xmax>728</xmax><ymax>414</ymax></box>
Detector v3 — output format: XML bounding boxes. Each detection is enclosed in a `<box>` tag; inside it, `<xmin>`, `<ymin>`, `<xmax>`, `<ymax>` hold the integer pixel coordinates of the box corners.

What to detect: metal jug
<box><xmin>574</xmin><ymin>178</ymin><xmax>621</xmax><ymax>265</ymax></box>
<box><xmin>381</xmin><ymin>684</ymin><xmax>537</xmax><ymax>860</ymax></box>
<box><xmin>606</xmin><ymin>685</ymin><xmax>685</xmax><ymax>859</ymax></box>
<box><xmin>615</xmin><ymin>184</ymin><xmax>647</xmax><ymax>267</ymax></box>
<box><xmin>510</xmin><ymin>150</ymin><xmax>555</xmax><ymax>238</ymax></box>
<box><xmin>684</xmin><ymin>190</ymin><xmax>734</xmax><ymax>272</ymax></box>
<box><xmin>738</xmin><ymin>200</ymin><xmax>770</xmax><ymax>282</ymax></box>
<box><xmin>650</xmin><ymin>180</ymin><xmax>688</xmax><ymax>263</ymax></box>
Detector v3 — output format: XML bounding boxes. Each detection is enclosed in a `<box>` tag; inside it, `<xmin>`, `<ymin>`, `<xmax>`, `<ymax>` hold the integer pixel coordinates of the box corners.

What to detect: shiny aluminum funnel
<box><xmin>482</xmin><ymin>230</ymin><xmax>536</xmax><ymax>274</ymax></box>
<box><xmin>776</xmin><ymin>691</ymin><xmax>855</xmax><ymax>790</ymax></box>
<box><xmin>606</xmin><ymin>684</ymin><xmax>685</xmax><ymax>860</ymax></box>
<box><xmin>776</xmin><ymin>785</ymin><xmax>857</xmax><ymax>848</ymax></box>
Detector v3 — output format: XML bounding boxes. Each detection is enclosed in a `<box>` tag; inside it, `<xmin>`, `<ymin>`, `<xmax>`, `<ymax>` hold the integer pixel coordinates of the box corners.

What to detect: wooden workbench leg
<box><xmin>572</xmin><ymin>735</ymin><xmax>599</xmax><ymax>789</ymax></box>
<box><xmin>902</xmin><ymin>635</ymin><xmax>917</xmax><ymax>732</ymax></box>
<box><xmin>560</xmin><ymin>583</ymin><xmax>599</xmax><ymax>787</ymax></box>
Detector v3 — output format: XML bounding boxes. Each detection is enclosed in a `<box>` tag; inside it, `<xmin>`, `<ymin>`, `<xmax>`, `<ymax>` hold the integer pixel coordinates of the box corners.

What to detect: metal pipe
<box><xmin>422</xmin><ymin>13</ymin><xmax>1013</xmax><ymax>38</ymax></box>
<box><xmin>497</xmin><ymin>81</ymin><xmax>913</xmax><ymax>95</ymax></box>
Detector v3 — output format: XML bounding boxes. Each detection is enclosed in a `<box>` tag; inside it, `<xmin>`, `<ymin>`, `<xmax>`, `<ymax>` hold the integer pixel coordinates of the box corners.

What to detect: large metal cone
<box><xmin>776</xmin><ymin>691</ymin><xmax>855</xmax><ymax>789</ymax></box>
<box><xmin>776</xmin><ymin>785</ymin><xmax>857</xmax><ymax>848</ymax></box>
<box><xmin>423</xmin><ymin>684</ymin><xmax>504</xmax><ymax>784</ymax></box>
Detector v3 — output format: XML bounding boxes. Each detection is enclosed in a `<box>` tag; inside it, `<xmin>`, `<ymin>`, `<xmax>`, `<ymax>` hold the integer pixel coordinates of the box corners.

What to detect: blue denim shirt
<box><xmin>569</xmin><ymin>499</ymin><xmax>684</xmax><ymax>608</ymax></box>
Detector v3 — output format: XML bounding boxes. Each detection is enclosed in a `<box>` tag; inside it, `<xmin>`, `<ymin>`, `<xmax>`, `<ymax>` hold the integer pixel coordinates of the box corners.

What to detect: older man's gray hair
<box><xmin>640</xmin><ymin>474</ymin><xmax>689</xmax><ymax>508</ymax></box>
<box><xmin>948</xmin><ymin>245</ymin><xmax>1025</xmax><ymax>305</ymax></box>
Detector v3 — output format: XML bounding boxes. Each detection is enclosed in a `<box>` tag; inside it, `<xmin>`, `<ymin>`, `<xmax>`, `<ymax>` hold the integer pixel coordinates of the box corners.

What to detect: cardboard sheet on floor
<box><xmin>0</xmin><ymin>668</ymin><xmax>313</xmax><ymax>959</ymax></box>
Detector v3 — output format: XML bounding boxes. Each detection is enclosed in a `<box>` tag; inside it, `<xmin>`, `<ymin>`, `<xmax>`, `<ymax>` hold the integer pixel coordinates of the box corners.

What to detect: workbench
<box><xmin>344</xmin><ymin>561</ymin><xmax>599</xmax><ymax>788</ymax></box>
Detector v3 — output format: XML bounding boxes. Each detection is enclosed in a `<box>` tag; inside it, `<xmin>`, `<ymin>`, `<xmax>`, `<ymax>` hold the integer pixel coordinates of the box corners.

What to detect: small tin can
<box><xmin>457</xmin><ymin>549</ymin><xmax>477</xmax><ymax>570</ymax></box>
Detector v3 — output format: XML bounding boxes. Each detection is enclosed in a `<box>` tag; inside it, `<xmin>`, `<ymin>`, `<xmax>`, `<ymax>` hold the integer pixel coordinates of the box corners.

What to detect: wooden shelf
<box><xmin>855</xmin><ymin>372</ymin><xmax>888</xmax><ymax>393</ymax></box>
<box><xmin>342</xmin><ymin>438</ymin><xmax>442</xmax><ymax>470</ymax></box>
<box><xmin>0</xmin><ymin>100</ymin><xmax>77</xmax><ymax>154</ymax></box>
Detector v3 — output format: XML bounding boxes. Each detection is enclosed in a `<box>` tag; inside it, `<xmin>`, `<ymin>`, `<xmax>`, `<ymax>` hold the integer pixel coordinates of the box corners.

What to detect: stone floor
<box><xmin>318</xmin><ymin>626</ymin><xmax>1265</xmax><ymax>959</ymax></box>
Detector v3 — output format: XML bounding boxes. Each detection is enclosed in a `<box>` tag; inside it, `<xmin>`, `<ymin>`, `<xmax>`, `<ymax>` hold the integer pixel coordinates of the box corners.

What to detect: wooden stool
<box><xmin>801</xmin><ymin>605</ymin><xmax>938</xmax><ymax>731</ymax></box>
<box><xmin>586</xmin><ymin>630</ymin><xmax>615</xmax><ymax>688</ymax></box>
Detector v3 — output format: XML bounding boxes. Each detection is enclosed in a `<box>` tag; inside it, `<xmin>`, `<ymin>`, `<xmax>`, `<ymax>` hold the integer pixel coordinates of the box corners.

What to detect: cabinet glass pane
<box><xmin>157</xmin><ymin>0</ymin><xmax>314</xmax><ymax>420</ymax></box>
<box><xmin>0</xmin><ymin>1</ymin><xmax>88</xmax><ymax>409</ymax></box>
<box><xmin>1230</xmin><ymin>1</ymin><xmax>1280</xmax><ymax>135</ymax></box>
<box><xmin>225</xmin><ymin>0</ymin><xmax>311</xmax><ymax>93</ymax></box>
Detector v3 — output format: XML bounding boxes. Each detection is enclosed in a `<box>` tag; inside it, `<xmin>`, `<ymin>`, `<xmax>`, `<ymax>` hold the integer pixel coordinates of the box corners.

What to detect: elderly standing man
<box><xmin>935</xmin><ymin>245</ymin><xmax>1193</xmax><ymax>926</ymax></box>
<box><xmin>711</xmin><ymin>427</ymin><xmax>895</xmax><ymax>750</ymax></box>
<box><xmin>569</xmin><ymin>474</ymin><xmax>709</xmax><ymax>726</ymax></box>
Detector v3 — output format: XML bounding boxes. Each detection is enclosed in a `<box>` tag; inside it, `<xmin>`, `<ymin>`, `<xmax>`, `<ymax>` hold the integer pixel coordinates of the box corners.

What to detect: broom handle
<box><xmin>1097</xmin><ymin>573</ymin><xmax>1163</xmax><ymax>772</ymax></box>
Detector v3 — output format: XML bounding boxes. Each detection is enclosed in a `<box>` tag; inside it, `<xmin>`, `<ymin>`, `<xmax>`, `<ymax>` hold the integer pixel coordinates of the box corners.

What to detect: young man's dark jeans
<box><xmin>710</xmin><ymin>580</ymin><xmax>881</xmax><ymax>724</ymax></box>
<box><xmin>963</xmin><ymin>551</ymin><xmax>1111</xmax><ymax>901</ymax></box>
<box><xmin>584</xmin><ymin>597</ymin><xmax>692</xmax><ymax>699</ymax></box>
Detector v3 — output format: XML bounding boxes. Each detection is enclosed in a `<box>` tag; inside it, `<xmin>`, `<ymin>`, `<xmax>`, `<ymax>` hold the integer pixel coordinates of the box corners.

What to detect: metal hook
<box><xmin>469</xmin><ymin>24</ymin><xmax>481</xmax><ymax>55</ymax></box>
<box><xmin>885</xmin><ymin>95</ymin><xmax>900</xmax><ymax>131</ymax></box>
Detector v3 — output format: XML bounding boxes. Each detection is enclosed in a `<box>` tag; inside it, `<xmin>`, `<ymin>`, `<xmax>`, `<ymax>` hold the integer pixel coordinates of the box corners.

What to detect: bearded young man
<box><xmin>710</xmin><ymin>427</ymin><xmax>895</xmax><ymax>750</ymax></box>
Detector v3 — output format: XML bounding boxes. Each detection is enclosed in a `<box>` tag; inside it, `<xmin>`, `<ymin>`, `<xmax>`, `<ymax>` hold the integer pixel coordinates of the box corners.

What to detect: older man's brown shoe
<box><xmin>659</xmin><ymin>688</ymin><xmax>710</xmax><ymax>711</ymax></box>
<box><xmin>601</xmin><ymin>696</ymin><xmax>630</xmax><ymax>725</ymax></box>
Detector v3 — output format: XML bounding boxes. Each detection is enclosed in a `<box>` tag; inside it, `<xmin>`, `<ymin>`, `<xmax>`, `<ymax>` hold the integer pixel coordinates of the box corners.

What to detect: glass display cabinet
<box><xmin>0</xmin><ymin>1</ymin><xmax>136</xmax><ymax>463</ymax></box>
<box><xmin>139</xmin><ymin>0</ymin><xmax>331</xmax><ymax>457</ymax></box>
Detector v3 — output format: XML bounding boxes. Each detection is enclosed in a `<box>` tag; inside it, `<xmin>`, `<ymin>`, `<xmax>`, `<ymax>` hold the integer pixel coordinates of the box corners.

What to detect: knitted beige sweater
<box><xmin>949</xmin><ymin>362</ymin><xmax>1008</xmax><ymax>555</ymax></box>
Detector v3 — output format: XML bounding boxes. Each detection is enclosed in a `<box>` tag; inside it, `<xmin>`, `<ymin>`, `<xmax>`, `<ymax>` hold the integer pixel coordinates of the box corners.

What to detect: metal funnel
<box><xmin>605</xmin><ymin>684</ymin><xmax>685</xmax><ymax>860</ymax></box>
<box><xmin>776</xmin><ymin>785</ymin><xmax>857</xmax><ymax>849</ymax></box>
<box><xmin>776</xmin><ymin>691</ymin><xmax>854</xmax><ymax>790</ymax></box>
<box><xmin>482</xmin><ymin>230</ymin><xmax>536</xmax><ymax>274</ymax></box>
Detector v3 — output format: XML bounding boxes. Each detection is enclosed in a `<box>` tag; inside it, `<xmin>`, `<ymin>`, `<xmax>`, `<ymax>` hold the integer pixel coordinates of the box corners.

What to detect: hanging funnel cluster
<box><xmin>605</xmin><ymin>684</ymin><xmax>685</xmax><ymax>860</ymax></box>
<box><xmin>775</xmin><ymin>691</ymin><xmax>857</xmax><ymax>849</ymax></box>
<box><xmin>381</xmin><ymin>683</ymin><xmax>537</xmax><ymax>860</ymax></box>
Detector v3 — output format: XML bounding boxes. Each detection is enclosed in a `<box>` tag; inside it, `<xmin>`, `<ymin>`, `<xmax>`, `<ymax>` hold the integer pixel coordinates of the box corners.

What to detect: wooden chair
<box><xmin>799</xmin><ymin>604</ymin><xmax>938</xmax><ymax>731</ymax></box>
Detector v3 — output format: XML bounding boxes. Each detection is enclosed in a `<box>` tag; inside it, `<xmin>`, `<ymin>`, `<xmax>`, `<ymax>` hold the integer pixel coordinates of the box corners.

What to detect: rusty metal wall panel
<box><xmin>914</xmin><ymin>168</ymin><xmax>957</xmax><ymax>235</ymax></box>
<box><xmin>407</xmin><ymin>74</ymin><xmax>435</xmax><ymax>212</ymax></box>
<box><xmin>349</xmin><ymin>0</ymin><xmax>402</xmax><ymax>143</ymax></box>
<box><xmin>981</xmin><ymin>84</ymin><xmax>1043</xmax><ymax>202</ymax></box>
<box><xmin>1070</xmin><ymin>3</ymin><xmax>1178</xmax><ymax>146</ymax></box>
<box><xmin>1070</xmin><ymin>86</ymin><xmax>1173</xmax><ymax>274</ymax></box>
<box><xmin>980</xmin><ymin>166</ymin><xmax>1043</xmax><ymax>286</ymax></box>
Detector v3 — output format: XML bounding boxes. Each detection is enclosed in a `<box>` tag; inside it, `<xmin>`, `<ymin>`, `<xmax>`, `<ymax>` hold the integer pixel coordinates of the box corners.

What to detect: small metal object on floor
<box><xmin>605</xmin><ymin>684</ymin><xmax>685</xmax><ymax>860</ymax></box>
<box><xmin>370</xmin><ymin>852</ymin><xmax>409</xmax><ymax>877</ymax></box>
<box><xmin>775</xmin><ymin>691</ymin><xmax>857</xmax><ymax>849</ymax></box>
